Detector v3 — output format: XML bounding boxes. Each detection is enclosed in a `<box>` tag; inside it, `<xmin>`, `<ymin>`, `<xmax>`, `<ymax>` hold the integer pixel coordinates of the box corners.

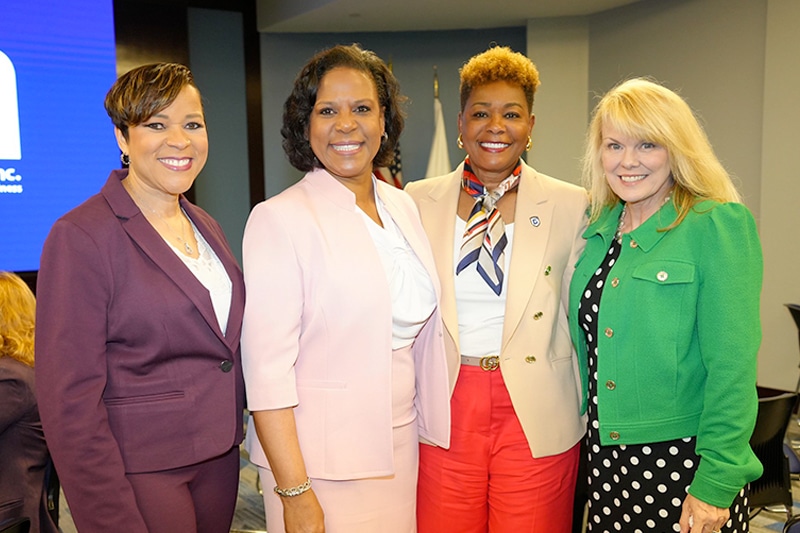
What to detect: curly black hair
<box><xmin>282</xmin><ymin>44</ymin><xmax>406</xmax><ymax>171</ymax></box>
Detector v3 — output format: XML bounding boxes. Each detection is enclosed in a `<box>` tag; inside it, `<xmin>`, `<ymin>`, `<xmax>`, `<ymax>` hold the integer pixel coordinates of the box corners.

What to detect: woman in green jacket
<box><xmin>570</xmin><ymin>78</ymin><xmax>762</xmax><ymax>533</ymax></box>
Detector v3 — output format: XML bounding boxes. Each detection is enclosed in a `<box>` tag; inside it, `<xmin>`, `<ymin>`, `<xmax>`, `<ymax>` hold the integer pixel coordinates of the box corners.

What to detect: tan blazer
<box><xmin>242</xmin><ymin>169</ymin><xmax>450</xmax><ymax>480</ymax></box>
<box><xmin>406</xmin><ymin>160</ymin><xmax>588</xmax><ymax>458</ymax></box>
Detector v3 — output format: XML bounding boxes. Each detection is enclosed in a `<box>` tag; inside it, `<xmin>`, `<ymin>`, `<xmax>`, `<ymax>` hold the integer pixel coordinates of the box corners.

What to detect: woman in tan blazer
<box><xmin>406</xmin><ymin>46</ymin><xmax>588</xmax><ymax>533</ymax></box>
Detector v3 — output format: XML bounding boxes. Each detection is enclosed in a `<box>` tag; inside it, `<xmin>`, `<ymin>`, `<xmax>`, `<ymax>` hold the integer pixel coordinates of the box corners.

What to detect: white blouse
<box><xmin>359</xmin><ymin>191</ymin><xmax>437</xmax><ymax>350</ymax></box>
<box><xmin>166</xmin><ymin>216</ymin><xmax>233</xmax><ymax>335</ymax></box>
<box><xmin>453</xmin><ymin>215</ymin><xmax>514</xmax><ymax>356</ymax></box>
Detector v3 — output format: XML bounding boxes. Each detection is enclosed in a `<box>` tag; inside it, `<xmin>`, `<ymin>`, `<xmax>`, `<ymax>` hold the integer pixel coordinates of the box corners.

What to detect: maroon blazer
<box><xmin>35</xmin><ymin>169</ymin><xmax>245</xmax><ymax>532</ymax></box>
<box><xmin>0</xmin><ymin>357</ymin><xmax>58</xmax><ymax>533</ymax></box>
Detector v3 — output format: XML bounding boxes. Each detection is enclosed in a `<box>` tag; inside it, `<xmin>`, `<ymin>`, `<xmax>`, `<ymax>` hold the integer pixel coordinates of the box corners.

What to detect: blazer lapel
<box><xmin>102</xmin><ymin>171</ymin><xmax>231</xmax><ymax>348</ymax></box>
<box><xmin>182</xmin><ymin>199</ymin><xmax>244</xmax><ymax>351</ymax></box>
<box><xmin>502</xmin><ymin>166</ymin><xmax>552</xmax><ymax>350</ymax></box>
<box><xmin>377</xmin><ymin>185</ymin><xmax>441</xmax><ymax>301</ymax></box>
<box><xmin>412</xmin><ymin>168</ymin><xmax>462</xmax><ymax>350</ymax></box>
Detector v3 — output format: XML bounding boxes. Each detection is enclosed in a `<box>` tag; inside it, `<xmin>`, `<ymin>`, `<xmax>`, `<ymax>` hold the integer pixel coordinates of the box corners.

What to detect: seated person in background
<box><xmin>0</xmin><ymin>271</ymin><xmax>58</xmax><ymax>533</ymax></box>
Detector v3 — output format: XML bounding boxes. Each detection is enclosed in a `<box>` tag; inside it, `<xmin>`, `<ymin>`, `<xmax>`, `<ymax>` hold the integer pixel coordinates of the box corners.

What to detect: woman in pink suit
<box><xmin>241</xmin><ymin>44</ymin><xmax>450</xmax><ymax>533</ymax></box>
<box><xmin>35</xmin><ymin>63</ymin><xmax>245</xmax><ymax>533</ymax></box>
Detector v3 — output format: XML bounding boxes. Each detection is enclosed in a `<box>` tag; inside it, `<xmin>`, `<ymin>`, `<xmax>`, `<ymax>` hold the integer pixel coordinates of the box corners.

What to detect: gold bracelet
<box><xmin>274</xmin><ymin>477</ymin><xmax>312</xmax><ymax>497</ymax></box>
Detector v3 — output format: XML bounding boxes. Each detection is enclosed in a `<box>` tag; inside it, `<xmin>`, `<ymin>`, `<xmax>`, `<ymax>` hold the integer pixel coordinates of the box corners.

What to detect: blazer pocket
<box><xmin>631</xmin><ymin>260</ymin><xmax>695</xmax><ymax>285</ymax></box>
<box><xmin>104</xmin><ymin>390</ymin><xmax>185</xmax><ymax>406</ymax></box>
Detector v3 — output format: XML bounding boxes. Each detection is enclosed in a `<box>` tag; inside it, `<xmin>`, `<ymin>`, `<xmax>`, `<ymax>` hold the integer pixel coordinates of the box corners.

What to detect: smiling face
<box><xmin>116</xmin><ymin>85</ymin><xmax>208</xmax><ymax>200</ymax></box>
<box><xmin>601</xmin><ymin>124</ymin><xmax>673</xmax><ymax>216</ymax></box>
<box><xmin>458</xmin><ymin>80</ymin><xmax>534</xmax><ymax>186</ymax></box>
<box><xmin>308</xmin><ymin>67</ymin><xmax>385</xmax><ymax>188</ymax></box>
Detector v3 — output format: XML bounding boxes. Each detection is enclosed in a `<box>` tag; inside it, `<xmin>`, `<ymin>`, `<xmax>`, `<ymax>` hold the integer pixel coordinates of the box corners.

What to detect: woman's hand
<box><xmin>679</xmin><ymin>493</ymin><xmax>729</xmax><ymax>533</ymax></box>
<box><xmin>282</xmin><ymin>489</ymin><xmax>325</xmax><ymax>533</ymax></box>
<box><xmin>252</xmin><ymin>409</ymin><xmax>323</xmax><ymax>532</ymax></box>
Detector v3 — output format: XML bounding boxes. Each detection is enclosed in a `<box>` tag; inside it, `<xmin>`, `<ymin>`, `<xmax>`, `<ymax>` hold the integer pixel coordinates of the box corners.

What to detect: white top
<box><xmin>166</xmin><ymin>216</ymin><xmax>233</xmax><ymax>335</ymax></box>
<box><xmin>453</xmin><ymin>215</ymin><xmax>514</xmax><ymax>356</ymax></box>
<box><xmin>359</xmin><ymin>188</ymin><xmax>436</xmax><ymax>350</ymax></box>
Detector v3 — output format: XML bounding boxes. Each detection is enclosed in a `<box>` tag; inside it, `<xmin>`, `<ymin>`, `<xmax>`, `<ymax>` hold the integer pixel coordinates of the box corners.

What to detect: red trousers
<box><xmin>417</xmin><ymin>365</ymin><xmax>579</xmax><ymax>533</ymax></box>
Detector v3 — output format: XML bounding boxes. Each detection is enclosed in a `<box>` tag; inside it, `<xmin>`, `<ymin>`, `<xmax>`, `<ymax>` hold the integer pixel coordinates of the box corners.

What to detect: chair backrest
<box><xmin>785</xmin><ymin>303</ymin><xmax>800</xmax><ymax>349</ymax></box>
<box><xmin>0</xmin><ymin>517</ymin><xmax>30</xmax><ymax>533</ymax></box>
<box><xmin>749</xmin><ymin>392</ymin><xmax>798</xmax><ymax>512</ymax></box>
<box><xmin>752</xmin><ymin>393</ymin><xmax>798</xmax><ymax>448</ymax></box>
<box><xmin>786</xmin><ymin>303</ymin><xmax>800</xmax><ymax>329</ymax></box>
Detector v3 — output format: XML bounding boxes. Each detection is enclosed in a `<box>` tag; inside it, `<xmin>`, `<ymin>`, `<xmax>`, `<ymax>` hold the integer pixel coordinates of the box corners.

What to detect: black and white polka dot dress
<box><xmin>578</xmin><ymin>235</ymin><xmax>748</xmax><ymax>533</ymax></box>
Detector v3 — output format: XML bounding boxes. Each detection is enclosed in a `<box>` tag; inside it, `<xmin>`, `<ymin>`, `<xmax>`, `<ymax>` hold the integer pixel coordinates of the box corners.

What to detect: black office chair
<box><xmin>784</xmin><ymin>442</ymin><xmax>800</xmax><ymax>478</ymax></box>
<box><xmin>44</xmin><ymin>459</ymin><xmax>60</xmax><ymax>526</ymax></box>
<box><xmin>0</xmin><ymin>517</ymin><xmax>30</xmax><ymax>533</ymax></box>
<box><xmin>785</xmin><ymin>304</ymin><xmax>800</xmax><ymax>393</ymax></box>
<box><xmin>785</xmin><ymin>514</ymin><xmax>800</xmax><ymax>532</ymax></box>
<box><xmin>749</xmin><ymin>392</ymin><xmax>798</xmax><ymax>519</ymax></box>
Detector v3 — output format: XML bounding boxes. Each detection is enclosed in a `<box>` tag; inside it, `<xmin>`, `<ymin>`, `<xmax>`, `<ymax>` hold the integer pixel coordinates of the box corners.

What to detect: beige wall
<box><xmin>759</xmin><ymin>0</ymin><xmax>800</xmax><ymax>391</ymax></box>
<box><xmin>527</xmin><ymin>0</ymin><xmax>799</xmax><ymax>390</ymax></box>
<box><xmin>526</xmin><ymin>17</ymin><xmax>589</xmax><ymax>185</ymax></box>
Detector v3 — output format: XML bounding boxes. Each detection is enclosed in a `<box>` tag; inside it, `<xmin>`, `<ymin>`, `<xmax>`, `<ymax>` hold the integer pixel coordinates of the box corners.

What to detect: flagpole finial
<box><xmin>433</xmin><ymin>65</ymin><xmax>439</xmax><ymax>99</ymax></box>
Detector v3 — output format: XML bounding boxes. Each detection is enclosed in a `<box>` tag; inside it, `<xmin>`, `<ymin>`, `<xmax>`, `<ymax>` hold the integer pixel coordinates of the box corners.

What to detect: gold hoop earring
<box><xmin>525</xmin><ymin>136</ymin><xmax>532</xmax><ymax>151</ymax></box>
<box><xmin>457</xmin><ymin>134</ymin><xmax>464</xmax><ymax>150</ymax></box>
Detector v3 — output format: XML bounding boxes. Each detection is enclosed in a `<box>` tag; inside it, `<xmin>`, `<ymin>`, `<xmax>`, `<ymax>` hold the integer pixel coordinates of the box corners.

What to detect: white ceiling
<box><xmin>257</xmin><ymin>0</ymin><xmax>642</xmax><ymax>33</ymax></box>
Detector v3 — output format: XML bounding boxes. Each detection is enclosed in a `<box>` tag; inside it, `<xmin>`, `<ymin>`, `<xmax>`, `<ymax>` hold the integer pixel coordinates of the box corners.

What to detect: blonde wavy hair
<box><xmin>582</xmin><ymin>77</ymin><xmax>741</xmax><ymax>226</ymax></box>
<box><xmin>0</xmin><ymin>272</ymin><xmax>36</xmax><ymax>367</ymax></box>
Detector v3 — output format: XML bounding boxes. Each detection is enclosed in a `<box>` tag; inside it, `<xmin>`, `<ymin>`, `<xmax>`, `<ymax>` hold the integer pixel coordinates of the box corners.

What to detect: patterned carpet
<box><xmin>748</xmin><ymin>417</ymin><xmax>800</xmax><ymax>533</ymax></box>
<box><xmin>56</xmin><ymin>446</ymin><xmax>268</xmax><ymax>533</ymax></box>
<box><xmin>55</xmin><ymin>422</ymin><xmax>800</xmax><ymax>533</ymax></box>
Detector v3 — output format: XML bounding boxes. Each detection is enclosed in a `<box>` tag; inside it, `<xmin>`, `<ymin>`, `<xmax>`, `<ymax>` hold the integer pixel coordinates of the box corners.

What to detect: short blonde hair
<box><xmin>459</xmin><ymin>46</ymin><xmax>540</xmax><ymax>113</ymax></box>
<box><xmin>582</xmin><ymin>77</ymin><xmax>741</xmax><ymax>225</ymax></box>
<box><xmin>0</xmin><ymin>272</ymin><xmax>36</xmax><ymax>367</ymax></box>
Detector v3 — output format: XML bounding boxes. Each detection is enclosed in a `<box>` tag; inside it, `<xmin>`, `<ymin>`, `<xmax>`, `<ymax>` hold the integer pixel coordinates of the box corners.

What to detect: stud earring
<box><xmin>457</xmin><ymin>134</ymin><xmax>464</xmax><ymax>150</ymax></box>
<box><xmin>525</xmin><ymin>136</ymin><xmax>532</xmax><ymax>151</ymax></box>
<box><xmin>120</xmin><ymin>153</ymin><xmax>130</xmax><ymax>166</ymax></box>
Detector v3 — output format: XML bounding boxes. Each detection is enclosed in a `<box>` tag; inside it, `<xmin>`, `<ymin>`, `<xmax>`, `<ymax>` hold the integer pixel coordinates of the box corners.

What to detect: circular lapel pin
<box><xmin>530</xmin><ymin>216</ymin><xmax>540</xmax><ymax>227</ymax></box>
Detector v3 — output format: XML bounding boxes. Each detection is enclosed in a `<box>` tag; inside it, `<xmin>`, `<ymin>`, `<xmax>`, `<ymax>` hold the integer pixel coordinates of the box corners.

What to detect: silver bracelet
<box><xmin>274</xmin><ymin>477</ymin><xmax>312</xmax><ymax>497</ymax></box>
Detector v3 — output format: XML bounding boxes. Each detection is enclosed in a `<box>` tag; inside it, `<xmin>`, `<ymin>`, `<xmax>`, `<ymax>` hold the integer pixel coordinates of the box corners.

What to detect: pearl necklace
<box><xmin>130</xmin><ymin>189</ymin><xmax>195</xmax><ymax>255</ymax></box>
<box><xmin>615</xmin><ymin>195</ymin><xmax>672</xmax><ymax>244</ymax></box>
<box><xmin>614</xmin><ymin>203</ymin><xmax>627</xmax><ymax>244</ymax></box>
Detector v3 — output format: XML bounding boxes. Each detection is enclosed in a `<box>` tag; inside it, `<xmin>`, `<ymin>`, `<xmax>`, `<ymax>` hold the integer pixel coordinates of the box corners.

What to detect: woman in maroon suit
<box><xmin>0</xmin><ymin>271</ymin><xmax>58</xmax><ymax>533</ymax></box>
<box><xmin>35</xmin><ymin>63</ymin><xmax>245</xmax><ymax>533</ymax></box>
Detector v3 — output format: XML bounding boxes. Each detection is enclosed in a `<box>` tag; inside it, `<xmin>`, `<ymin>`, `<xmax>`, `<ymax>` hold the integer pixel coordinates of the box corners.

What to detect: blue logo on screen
<box><xmin>0</xmin><ymin>50</ymin><xmax>21</xmax><ymax>160</ymax></box>
<box><xmin>0</xmin><ymin>0</ymin><xmax>118</xmax><ymax>272</ymax></box>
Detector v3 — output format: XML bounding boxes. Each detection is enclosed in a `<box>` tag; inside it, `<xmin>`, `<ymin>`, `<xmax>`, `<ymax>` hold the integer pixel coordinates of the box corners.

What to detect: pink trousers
<box><xmin>417</xmin><ymin>365</ymin><xmax>579</xmax><ymax>533</ymax></box>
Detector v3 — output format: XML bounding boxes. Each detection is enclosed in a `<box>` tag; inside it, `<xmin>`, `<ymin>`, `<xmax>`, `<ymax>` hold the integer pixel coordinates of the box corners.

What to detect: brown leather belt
<box><xmin>460</xmin><ymin>355</ymin><xmax>500</xmax><ymax>371</ymax></box>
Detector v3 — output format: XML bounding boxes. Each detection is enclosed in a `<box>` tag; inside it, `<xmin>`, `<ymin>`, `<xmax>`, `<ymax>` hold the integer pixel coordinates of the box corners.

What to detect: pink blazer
<box><xmin>242</xmin><ymin>169</ymin><xmax>450</xmax><ymax>480</ymax></box>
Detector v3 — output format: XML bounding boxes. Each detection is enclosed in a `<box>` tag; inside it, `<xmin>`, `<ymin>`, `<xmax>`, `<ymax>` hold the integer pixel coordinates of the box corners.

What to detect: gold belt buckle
<box><xmin>479</xmin><ymin>355</ymin><xmax>500</xmax><ymax>371</ymax></box>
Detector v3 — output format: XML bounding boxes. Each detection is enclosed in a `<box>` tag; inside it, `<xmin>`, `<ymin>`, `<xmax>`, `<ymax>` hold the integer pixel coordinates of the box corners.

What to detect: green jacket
<box><xmin>569</xmin><ymin>199</ymin><xmax>763</xmax><ymax>508</ymax></box>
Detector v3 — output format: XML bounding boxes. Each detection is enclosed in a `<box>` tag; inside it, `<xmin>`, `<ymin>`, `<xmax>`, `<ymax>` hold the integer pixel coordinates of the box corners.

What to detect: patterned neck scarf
<box><xmin>455</xmin><ymin>157</ymin><xmax>522</xmax><ymax>295</ymax></box>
